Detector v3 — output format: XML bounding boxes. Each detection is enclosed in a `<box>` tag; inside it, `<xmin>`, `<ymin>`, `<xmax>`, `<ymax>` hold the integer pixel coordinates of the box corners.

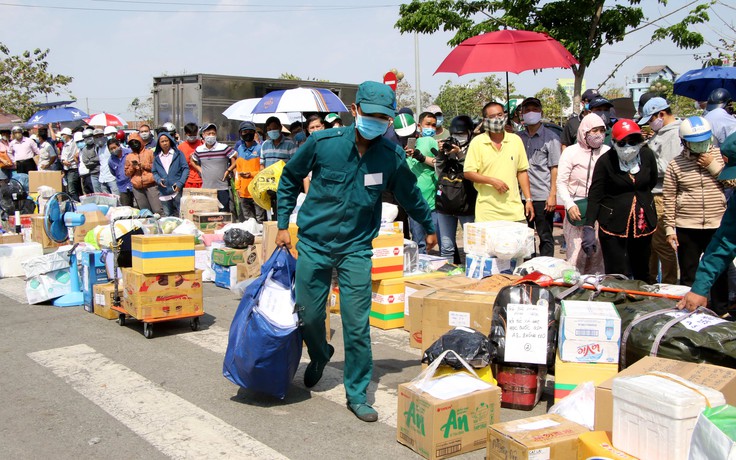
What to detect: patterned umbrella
<box><xmin>86</xmin><ymin>112</ymin><xmax>128</xmax><ymax>127</ymax></box>
<box><xmin>250</xmin><ymin>87</ymin><xmax>348</xmax><ymax>114</ymax></box>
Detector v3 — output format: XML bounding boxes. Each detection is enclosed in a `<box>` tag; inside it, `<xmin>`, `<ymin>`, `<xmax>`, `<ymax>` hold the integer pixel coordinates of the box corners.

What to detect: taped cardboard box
<box><xmin>559</xmin><ymin>300</ymin><xmax>621</xmax><ymax>364</ymax></box>
<box><xmin>121</xmin><ymin>268</ymin><xmax>203</xmax><ymax>294</ymax></box>
<box><xmin>92</xmin><ymin>282</ymin><xmax>121</xmax><ymax>320</ymax></box>
<box><xmin>554</xmin><ymin>352</ymin><xmax>618</xmax><ymax>403</ymax></box>
<box><xmin>212</xmin><ymin>247</ymin><xmax>246</xmax><ymax>266</ymax></box>
<box><xmin>262</xmin><ymin>221</ymin><xmax>299</xmax><ymax>261</ymax></box>
<box><xmin>121</xmin><ymin>268</ymin><xmax>203</xmax><ymax>320</ymax></box>
<box><xmin>487</xmin><ymin>414</ymin><xmax>590</xmax><ymax>460</ymax></box>
<box><xmin>192</xmin><ymin>212</ymin><xmax>233</xmax><ymax>234</ymax></box>
<box><xmin>182</xmin><ymin>188</ymin><xmax>218</xmax><ymax>199</ymax></box>
<box><xmin>73</xmin><ymin>211</ymin><xmax>108</xmax><ymax>242</ymax></box>
<box><xmin>28</xmin><ymin>170</ymin><xmax>63</xmax><ymax>192</ymax></box>
<box><xmin>594</xmin><ymin>356</ymin><xmax>736</xmax><ymax>432</ymax></box>
<box><xmin>213</xmin><ymin>263</ymin><xmax>237</xmax><ymax>288</ymax></box>
<box><xmin>31</xmin><ymin>216</ymin><xmax>63</xmax><ymax>249</ymax></box>
<box><xmin>403</xmin><ymin>271</ymin><xmax>451</xmax><ymax>331</ymax></box>
<box><xmin>397</xmin><ymin>382</ymin><xmax>501</xmax><ymax>460</ymax></box>
<box><xmin>180</xmin><ymin>190</ymin><xmax>220</xmax><ymax>222</ymax></box>
<box><xmin>0</xmin><ymin>233</ymin><xmax>23</xmax><ymax>244</ymax></box>
<box><xmin>131</xmin><ymin>234</ymin><xmax>195</xmax><ymax>274</ymax></box>
<box><xmin>370</xmin><ymin>278</ymin><xmax>405</xmax><ymax>330</ymax></box>
<box><xmin>236</xmin><ymin>246</ymin><xmax>262</xmax><ymax>281</ymax></box>
<box><xmin>577</xmin><ymin>431</ymin><xmax>638</xmax><ymax>460</ymax></box>
<box><xmin>372</xmin><ymin>232</ymin><xmax>404</xmax><ymax>280</ymax></box>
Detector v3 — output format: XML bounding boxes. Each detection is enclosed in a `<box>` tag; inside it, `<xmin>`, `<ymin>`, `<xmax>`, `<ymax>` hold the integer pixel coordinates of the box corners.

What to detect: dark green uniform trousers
<box><xmin>295</xmin><ymin>241</ymin><xmax>373</xmax><ymax>405</ymax></box>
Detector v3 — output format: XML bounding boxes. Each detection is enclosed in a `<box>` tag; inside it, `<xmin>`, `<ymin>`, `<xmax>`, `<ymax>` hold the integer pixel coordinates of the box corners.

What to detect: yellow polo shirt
<box><xmin>464</xmin><ymin>131</ymin><xmax>529</xmax><ymax>222</ymax></box>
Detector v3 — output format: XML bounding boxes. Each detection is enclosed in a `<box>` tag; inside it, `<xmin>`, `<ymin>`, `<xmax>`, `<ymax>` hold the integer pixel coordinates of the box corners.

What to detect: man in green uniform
<box><xmin>275</xmin><ymin>81</ymin><xmax>437</xmax><ymax>422</ymax></box>
<box><xmin>678</xmin><ymin>131</ymin><xmax>736</xmax><ymax>318</ymax></box>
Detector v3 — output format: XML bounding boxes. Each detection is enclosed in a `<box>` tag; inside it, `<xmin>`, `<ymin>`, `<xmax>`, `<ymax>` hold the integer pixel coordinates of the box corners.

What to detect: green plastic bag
<box><xmin>690</xmin><ymin>404</ymin><xmax>736</xmax><ymax>459</ymax></box>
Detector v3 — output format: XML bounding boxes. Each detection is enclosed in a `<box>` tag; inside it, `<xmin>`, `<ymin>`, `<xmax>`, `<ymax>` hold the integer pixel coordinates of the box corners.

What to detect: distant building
<box><xmin>556</xmin><ymin>78</ymin><xmax>585</xmax><ymax>116</ymax></box>
<box><xmin>626</xmin><ymin>65</ymin><xmax>678</xmax><ymax>112</ymax></box>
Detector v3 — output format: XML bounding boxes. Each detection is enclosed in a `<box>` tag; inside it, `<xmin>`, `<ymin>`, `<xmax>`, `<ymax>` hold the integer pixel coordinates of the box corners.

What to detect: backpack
<box><xmin>435</xmin><ymin>154</ymin><xmax>476</xmax><ymax>215</ymax></box>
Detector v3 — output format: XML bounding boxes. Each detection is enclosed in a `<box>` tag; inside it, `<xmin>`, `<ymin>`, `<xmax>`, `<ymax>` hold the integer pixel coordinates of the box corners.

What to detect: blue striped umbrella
<box><xmin>250</xmin><ymin>87</ymin><xmax>348</xmax><ymax>114</ymax></box>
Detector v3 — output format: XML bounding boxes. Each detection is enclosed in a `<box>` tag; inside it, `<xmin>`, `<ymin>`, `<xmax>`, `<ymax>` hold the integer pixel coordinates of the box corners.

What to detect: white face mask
<box><xmin>204</xmin><ymin>135</ymin><xmax>216</xmax><ymax>146</ymax></box>
<box><xmin>522</xmin><ymin>112</ymin><xmax>542</xmax><ymax>126</ymax></box>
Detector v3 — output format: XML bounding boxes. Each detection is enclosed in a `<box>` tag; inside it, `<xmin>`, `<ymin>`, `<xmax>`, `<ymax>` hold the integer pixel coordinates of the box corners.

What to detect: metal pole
<box><xmin>414</xmin><ymin>32</ymin><xmax>421</xmax><ymax>115</ymax></box>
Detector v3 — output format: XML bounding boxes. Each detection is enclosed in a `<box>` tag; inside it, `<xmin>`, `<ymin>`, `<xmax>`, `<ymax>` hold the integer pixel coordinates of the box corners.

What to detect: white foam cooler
<box><xmin>612</xmin><ymin>372</ymin><xmax>726</xmax><ymax>460</ymax></box>
<box><xmin>0</xmin><ymin>242</ymin><xmax>43</xmax><ymax>278</ymax></box>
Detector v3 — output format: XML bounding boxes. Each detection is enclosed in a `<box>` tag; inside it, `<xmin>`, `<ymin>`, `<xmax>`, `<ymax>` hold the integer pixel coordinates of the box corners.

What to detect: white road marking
<box><xmin>180</xmin><ymin>323</ymin><xmax>402</xmax><ymax>427</ymax></box>
<box><xmin>28</xmin><ymin>344</ymin><xmax>288</xmax><ymax>460</ymax></box>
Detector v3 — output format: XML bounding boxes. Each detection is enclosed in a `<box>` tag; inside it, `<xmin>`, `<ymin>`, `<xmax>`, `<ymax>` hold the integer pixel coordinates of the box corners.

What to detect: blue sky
<box><xmin>2</xmin><ymin>0</ymin><xmax>733</xmax><ymax>120</ymax></box>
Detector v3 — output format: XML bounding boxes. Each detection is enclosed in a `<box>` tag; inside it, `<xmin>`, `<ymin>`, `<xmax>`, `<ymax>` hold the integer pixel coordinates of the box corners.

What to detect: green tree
<box><xmin>395</xmin><ymin>1</ymin><xmax>710</xmax><ymax>106</ymax></box>
<box><xmin>128</xmin><ymin>96</ymin><xmax>153</xmax><ymax>125</ymax></box>
<box><xmin>648</xmin><ymin>78</ymin><xmax>699</xmax><ymax>118</ymax></box>
<box><xmin>0</xmin><ymin>43</ymin><xmax>73</xmax><ymax>120</ymax></box>
<box><xmin>601</xmin><ymin>86</ymin><xmax>626</xmax><ymax>100</ymax></box>
<box><xmin>278</xmin><ymin>72</ymin><xmax>328</xmax><ymax>82</ymax></box>
<box><xmin>395</xmin><ymin>79</ymin><xmax>434</xmax><ymax>111</ymax></box>
<box><xmin>434</xmin><ymin>76</ymin><xmax>512</xmax><ymax>119</ymax></box>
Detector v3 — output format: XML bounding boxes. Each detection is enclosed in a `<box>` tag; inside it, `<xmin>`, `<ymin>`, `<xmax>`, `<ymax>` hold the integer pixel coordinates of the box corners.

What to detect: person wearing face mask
<box><xmin>260</xmin><ymin>117</ymin><xmax>298</xmax><ymax>218</ymax></box>
<box><xmin>178</xmin><ymin>123</ymin><xmax>203</xmax><ymax>189</ymax></box>
<box><xmin>464</xmin><ymin>101</ymin><xmax>535</xmax><ymax>224</ymax></box>
<box><xmin>583</xmin><ymin>119</ymin><xmax>658</xmax><ymax>281</ymax></box>
<box><xmin>153</xmin><ymin>132</ymin><xmax>189</xmax><ymax>217</ymax></box>
<box><xmin>434</xmin><ymin>115</ymin><xmax>477</xmax><ymax>262</ymax></box>
<box><xmin>678</xmin><ymin>132</ymin><xmax>736</xmax><ymax>316</ymax></box>
<box><xmin>704</xmin><ymin>88</ymin><xmax>736</xmax><ymax>149</ymax></box>
<box><xmin>124</xmin><ymin>132</ymin><xmax>162</xmax><ymax>214</ymax></box>
<box><xmin>107</xmin><ymin>138</ymin><xmax>134</xmax><ymax>207</ymax></box>
<box><xmin>426</xmin><ymin>104</ymin><xmax>449</xmax><ymax>141</ymax></box>
<box><xmin>137</xmin><ymin>124</ymin><xmax>156</xmax><ymax>150</ymax></box>
<box><xmin>517</xmin><ymin>97</ymin><xmax>561</xmax><ymax>257</ymax></box>
<box><xmin>94</xmin><ymin>129</ymin><xmax>118</xmax><ymax>195</ymax></box>
<box><xmin>588</xmin><ymin>96</ymin><xmax>615</xmax><ymax>147</ymax></box>
<box><xmin>637</xmin><ymin>97</ymin><xmax>680</xmax><ymax>284</ymax></box>
<box><xmin>192</xmin><ymin>123</ymin><xmax>237</xmax><ymax>214</ymax></box>
<box><xmin>59</xmin><ymin>130</ymin><xmax>82</xmax><ymax>200</ymax></box>
<box><xmin>556</xmin><ymin>113</ymin><xmax>608</xmax><ymax>274</ymax></box>
<box><xmin>233</xmin><ymin>121</ymin><xmax>266</xmax><ymax>223</ymax></box>
<box><xmin>8</xmin><ymin>126</ymin><xmax>39</xmax><ymax>174</ymax></box>
<box><xmin>406</xmin><ymin>111</ymin><xmax>440</xmax><ymax>254</ymax></box>
<box><xmin>80</xmin><ymin>128</ymin><xmax>103</xmax><ymax>193</ymax></box>
<box><xmin>561</xmin><ymin>89</ymin><xmax>599</xmax><ymax>151</ymax></box>
<box><xmin>275</xmin><ymin>81</ymin><xmax>436</xmax><ymax>423</ymax></box>
<box><xmin>663</xmin><ymin>117</ymin><xmax>729</xmax><ymax>315</ymax></box>
<box><xmin>290</xmin><ymin>121</ymin><xmax>307</xmax><ymax>145</ymax></box>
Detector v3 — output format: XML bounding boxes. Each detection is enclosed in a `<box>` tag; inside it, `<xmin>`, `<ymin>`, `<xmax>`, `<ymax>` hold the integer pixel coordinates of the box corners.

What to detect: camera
<box><xmin>442</xmin><ymin>136</ymin><xmax>460</xmax><ymax>152</ymax></box>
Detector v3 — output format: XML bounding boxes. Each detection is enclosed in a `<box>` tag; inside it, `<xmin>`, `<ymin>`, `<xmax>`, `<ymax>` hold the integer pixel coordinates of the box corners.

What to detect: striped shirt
<box><xmin>662</xmin><ymin>147</ymin><xmax>726</xmax><ymax>235</ymax></box>
<box><xmin>192</xmin><ymin>142</ymin><xmax>236</xmax><ymax>190</ymax></box>
<box><xmin>260</xmin><ymin>137</ymin><xmax>298</xmax><ymax>168</ymax></box>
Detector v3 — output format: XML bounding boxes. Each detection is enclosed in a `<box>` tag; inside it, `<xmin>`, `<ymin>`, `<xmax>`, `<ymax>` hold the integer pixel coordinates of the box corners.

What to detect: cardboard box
<box><xmin>180</xmin><ymin>191</ymin><xmax>220</xmax><ymax>221</ymax></box>
<box><xmin>406</xmin><ymin>276</ymin><xmax>484</xmax><ymax>349</ymax></box>
<box><xmin>370</xmin><ymin>278</ymin><xmax>405</xmax><ymax>330</ymax></box>
<box><xmin>594</xmin><ymin>356</ymin><xmax>736</xmax><ymax>432</ymax></box>
<box><xmin>577</xmin><ymin>431</ymin><xmax>638</xmax><ymax>460</ymax></box>
<box><xmin>465</xmin><ymin>254</ymin><xmax>521</xmax><ymax>279</ymax></box>
<box><xmin>131</xmin><ymin>234</ymin><xmax>195</xmax><ymax>274</ymax></box>
<box><xmin>212</xmin><ymin>247</ymin><xmax>246</xmax><ymax>266</ymax></box>
<box><xmin>0</xmin><ymin>233</ymin><xmax>24</xmax><ymax>244</ymax></box>
<box><xmin>192</xmin><ymin>212</ymin><xmax>233</xmax><ymax>234</ymax></box>
<box><xmin>397</xmin><ymin>382</ymin><xmax>501</xmax><ymax>460</ymax></box>
<box><xmin>262</xmin><ymin>221</ymin><xmax>299</xmax><ymax>261</ymax></box>
<box><xmin>554</xmin><ymin>352</ymin><xmax>619</xmax><ymax>402</ymax></box>
<box><xmin>372</xmin><ymin>232</ymin><xmax>404</xmax><ymax>280</ymax></box>
<box><xmin>31</xmin><ymin>216</ymin><xmax>64</xmax><ymax>248</ymax></box>
<box><xmin>121</xmin><ymin>268</ymin><xmax>203</xmax><ymax>320</ymax></box>
<box><xmin>380</xmin><ymin>221</ymin><xmax>404</xmax><ymax>234</ymax></box>
<box><xmin>182</xmin><ymin>188</ymin><xmax>218</xmax><ymax>199</ymax></box>
<box><xmin>213</xmin><ymin>263</ymin><xmax>238</xmax><ymax>288</ymax></box>
<box><xmin>486</xmin><ymin>414</ymin><xmax>590</xmax><ymax>460</ymax></box>
<box><xmin>28</xmin><ymin>170</ymin><xmax>63</xmax><ymax>192</ymax></box>
<box><xmin>420</xmin><ymin>289</ymin><xmax>501</xmax><ymax>352</ymax></box>
<box><xmin>403</xmin><ymin>271</ymin><xmax>451</xmax><ymax>331</ymax></box>
<box><xmin>328</xmin><ymin>284</ymin><xmax>340</xmax><ymax>313</ymax></box>
<box><xmin>73</xmin><ymin>211</ymin><xmax>108</xmax><ymax>242</ymax></box>
<box><xmin>93</xmin><ymin>282</ymin><xmax>121</xmax><ymax>320</ymax></box>
<box><xmin>559</xmin><ymin>300</ymin><xmax>621</xmax><ymax>363</ymax></box>
<box><xmin>236</xmin><ymin>246</ymin><xmax>262</xmax><ymax>281</ymax></box>
<box><xmin>80</xmin><ymin>250</ymin><xmax>108</xmax><ymax>312</ymax></box>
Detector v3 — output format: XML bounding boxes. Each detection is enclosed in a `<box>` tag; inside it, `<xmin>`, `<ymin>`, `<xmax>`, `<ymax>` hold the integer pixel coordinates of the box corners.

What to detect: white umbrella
<box><xmin>222</xmin><ymin>98</ymin><xmax>304</xmax><ymax>124</ymax></box>
<box><xmin>251</xmin><ymin>87</ymin><xmax>349</xmax><ymax>113</ymax></box>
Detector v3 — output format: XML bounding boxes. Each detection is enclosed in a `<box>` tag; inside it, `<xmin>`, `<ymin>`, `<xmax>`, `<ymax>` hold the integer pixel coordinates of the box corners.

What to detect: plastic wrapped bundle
<box><xmin>422</xmin><ymin>327</ymin><xmax>491</xmax><ymax>369</ymax></box>
<box><xmin>224</xmin><ymin>228</ymin><xmax>255</xmax><ymax>249</ymax></box>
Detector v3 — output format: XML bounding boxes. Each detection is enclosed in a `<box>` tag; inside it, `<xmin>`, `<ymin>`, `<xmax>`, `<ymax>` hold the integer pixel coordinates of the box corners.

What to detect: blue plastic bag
<box><xmin>223</xmin><ymin>247</ymin><xmax>302</xmax><ymax>399</ymax></box>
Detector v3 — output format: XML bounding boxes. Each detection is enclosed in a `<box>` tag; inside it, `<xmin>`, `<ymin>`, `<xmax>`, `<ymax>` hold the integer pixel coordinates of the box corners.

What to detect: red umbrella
<box><xmin>85</xmin><ymin>112</ymin><xmax>128</xmax><ymax>127</ymax></box>
<box><xmin>435</xmin><ymin>30</ymin><xmax>579</xmax><ymax>105</ymax></box>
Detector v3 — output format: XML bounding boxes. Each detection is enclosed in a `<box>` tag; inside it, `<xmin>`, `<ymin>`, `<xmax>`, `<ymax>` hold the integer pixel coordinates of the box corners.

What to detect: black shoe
<box><xmin>304</xmin><ymin>344</ymin><xmax>334</xmax><ymax>388</ymax></box>
<box><xmin>347</xmin><ymin>402</ymin><xmax>378</xmax><ymax>422</ymax></box>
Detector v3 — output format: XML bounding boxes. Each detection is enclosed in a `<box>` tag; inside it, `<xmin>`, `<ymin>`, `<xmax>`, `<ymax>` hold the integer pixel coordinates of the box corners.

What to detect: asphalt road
<box><xmin>0</xmin><ymin>277</ymin><xmax>550</xmax><ymax>460</ymax></box>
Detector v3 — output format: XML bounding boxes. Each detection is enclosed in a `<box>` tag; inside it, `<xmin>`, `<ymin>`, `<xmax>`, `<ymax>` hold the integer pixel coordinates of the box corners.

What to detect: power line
<box><xmin>92</xmin><ymin>0</ymin><xmax>400</xmax><ymax>8</ymax></box>
<box><xmin>0</xmin><ymin>1</ymin><xmax>400</xmax><ymax>13</ymax></box>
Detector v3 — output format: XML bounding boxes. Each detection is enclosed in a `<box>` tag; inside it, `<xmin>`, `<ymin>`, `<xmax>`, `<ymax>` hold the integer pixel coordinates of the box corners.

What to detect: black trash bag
<box><xmin>421</xmin><ymin>328</ymin><xmax>491</xmax><ymax>369</ymax></box>
<box><xmin>224</xmin><ymin>228</ymin><xmax>255</xmax><ymax>249</ymax></box>
<box><xmin>489</xmin><ymin>282</ymin><xmax>560</xmax><ymax>367</ymax></box>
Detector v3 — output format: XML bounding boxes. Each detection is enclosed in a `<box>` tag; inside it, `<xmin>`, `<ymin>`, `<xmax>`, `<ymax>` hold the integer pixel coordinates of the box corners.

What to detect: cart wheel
<box><xmin>143</xmin><ymin>323</ymin><xmax>153</xmax><ymax>339</ymax></box>
<box><xmin>190</xmin><ymin>317</ymin><xmax>200</xmax><ymax>331</ymax></box>
<box><xmin>118</xmin><ymin>314</ymin><xmax>126</xmax><ymax>326</ymax></box>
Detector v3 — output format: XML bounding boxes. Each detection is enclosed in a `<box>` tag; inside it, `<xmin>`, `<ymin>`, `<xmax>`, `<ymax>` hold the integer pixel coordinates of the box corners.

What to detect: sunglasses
<box><xmin>616</xmin><ymin>135</ymin><xmax>644</xmax><ymax>148</ymax></box>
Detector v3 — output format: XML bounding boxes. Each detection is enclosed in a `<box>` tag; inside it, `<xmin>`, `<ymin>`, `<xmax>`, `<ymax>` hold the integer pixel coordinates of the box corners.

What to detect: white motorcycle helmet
<box><xmin>679</xmin><ymin>116</ymin><xmax>713</xmax><ymax>154</ymax></box>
